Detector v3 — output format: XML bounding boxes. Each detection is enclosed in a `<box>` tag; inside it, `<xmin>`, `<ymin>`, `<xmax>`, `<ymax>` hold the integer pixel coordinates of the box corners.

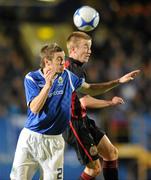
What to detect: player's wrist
<box><xmin>114</xmin><ymin>78</ymin><xmax>121</xmax><ymax>85</ymax></box>
<box><xmin>45</xmin><ymin>82</ymin><xmax>52</xmax><ymax>89</ymax></box>
<box><xmin>109</xmin><ymin>100</ymin><xmax>115</xmax><ymax>106</ymax></box>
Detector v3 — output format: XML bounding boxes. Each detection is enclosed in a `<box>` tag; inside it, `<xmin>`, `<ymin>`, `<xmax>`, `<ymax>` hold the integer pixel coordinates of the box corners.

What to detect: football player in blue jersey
<box><xmin>63</xmin><ymin>31</ymin><xmax>140</xmax><ymax>180</ymax></box>
<box><xmin>10</xmin><ymin>42</ymin><xmax>140</xmax><ymax>180</ymax></box>
<box><xmin>10</xmin><ymin>43</ymin><xmax>85</xmax><ymax>180</ymax></box>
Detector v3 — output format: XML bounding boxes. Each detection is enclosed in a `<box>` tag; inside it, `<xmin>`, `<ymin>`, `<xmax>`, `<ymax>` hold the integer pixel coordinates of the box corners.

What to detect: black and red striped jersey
<box><xmin>65</xmin><ymin>57</ymin><xmax>87</xmax><ymax>120</ymax></box>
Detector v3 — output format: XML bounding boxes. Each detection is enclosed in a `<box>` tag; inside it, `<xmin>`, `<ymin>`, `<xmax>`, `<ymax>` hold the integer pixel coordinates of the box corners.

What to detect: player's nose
<box><xmin>88</xmin><ymin>48</ymin><xmax>91</xmax><ymax>54</ymax></box>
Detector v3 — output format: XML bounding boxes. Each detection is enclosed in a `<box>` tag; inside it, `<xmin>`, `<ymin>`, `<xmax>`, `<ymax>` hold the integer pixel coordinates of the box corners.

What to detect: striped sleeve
<box><xmin>66</xmin><ymin>69</ymin><xmax>85</xmax><ymax>92</ymax></box>
<box><xmin>24</xmin><ymin>73</ymin><xmax>40</xmax><ymax>106</ymax></box>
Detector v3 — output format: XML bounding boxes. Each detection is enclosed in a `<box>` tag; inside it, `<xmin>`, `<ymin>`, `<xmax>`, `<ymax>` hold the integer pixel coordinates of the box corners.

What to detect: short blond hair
<box><xmin>66</xmin><ymin>31</ymin><xmax>92</xmax><ymax>50</ymax></box>
<box><xmin>40</xmin><ymin>43</ymin><xmax>63</xmax><ymax>68</ymax></box>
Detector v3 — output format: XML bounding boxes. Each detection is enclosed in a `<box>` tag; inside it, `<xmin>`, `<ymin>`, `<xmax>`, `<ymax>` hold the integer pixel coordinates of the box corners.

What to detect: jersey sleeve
<box><xmin>24</xmin><ymin>73</ymin><xmax>40</xmax><ymax>106</ymax></box>
<box><xmin>66</xmin><ymin>69</ymin><xmax>85</xmax><ymax>92</ymax></box>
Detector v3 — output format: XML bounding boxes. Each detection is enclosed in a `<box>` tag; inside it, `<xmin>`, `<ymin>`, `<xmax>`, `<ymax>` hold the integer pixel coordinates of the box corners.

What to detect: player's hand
<box><xmin>119</xmin><ymin>70</ymin><xmax>140</xmax><ymax>83</ymax></box>
<box><xmin>112</xmin><ymin>96</ymin><xmax>125</xmax><ymax>105</ymax></box>
<box><xmin>44</xmin><ymin>66</ymin><xmax>57</xmax><ymax>87</ymax></box>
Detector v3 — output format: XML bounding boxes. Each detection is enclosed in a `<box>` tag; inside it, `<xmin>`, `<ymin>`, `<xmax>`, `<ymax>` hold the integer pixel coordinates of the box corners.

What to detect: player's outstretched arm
<box><xmin>79</xmin><ymin>69</ymin><xmax>140</xmax><ymax>96</ymax></box>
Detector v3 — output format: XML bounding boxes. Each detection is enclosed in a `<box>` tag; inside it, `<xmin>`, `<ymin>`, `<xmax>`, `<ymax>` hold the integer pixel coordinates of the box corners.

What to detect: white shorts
<box><xmin>10</xmin><ymin>128</ymin><xmax>65</xmax><ymax>180</ymax></box>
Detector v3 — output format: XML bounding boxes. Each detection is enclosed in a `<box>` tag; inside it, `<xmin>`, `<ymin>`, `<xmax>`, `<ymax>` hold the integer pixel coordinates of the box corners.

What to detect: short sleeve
<box><xmin>24</xmin><ymin>74</ymin><xmax>40</xmax><ymax>106</ymax></box>
<box><xmin>66</xmin><ymin>69</ymin><xmax>85</xmax><ymax>92</ymax></box>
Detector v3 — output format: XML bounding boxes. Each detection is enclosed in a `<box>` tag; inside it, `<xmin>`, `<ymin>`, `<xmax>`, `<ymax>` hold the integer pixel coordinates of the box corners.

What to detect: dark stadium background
<box><xmin>0</xmin><ymin>0</ymin><xmax>151</xmax><ymax>179</ymax></box>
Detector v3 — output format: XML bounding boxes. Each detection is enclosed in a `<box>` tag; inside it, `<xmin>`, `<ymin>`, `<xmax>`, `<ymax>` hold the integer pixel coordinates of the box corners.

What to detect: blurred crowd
<box><xmin>0</xmin><ymin>31</ymin><xmax>28</xmax><ymax>117</ymax></box>
<box><xmin>0</xmin><ymin>3</ymin><xmax>151</xmax><ymax>153</ymax></box>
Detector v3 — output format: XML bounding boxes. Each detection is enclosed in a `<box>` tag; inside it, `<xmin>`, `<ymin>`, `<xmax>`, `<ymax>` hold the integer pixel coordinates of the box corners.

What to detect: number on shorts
<box><xmin>57</xmin><ymin>168</ymin><xmax>63</xmax><ymax>179</ymax></box>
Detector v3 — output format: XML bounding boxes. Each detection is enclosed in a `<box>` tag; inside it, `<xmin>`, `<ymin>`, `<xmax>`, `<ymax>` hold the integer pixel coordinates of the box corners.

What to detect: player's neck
<box><xmin>69</xmin><ymin>55</ymin><xmax>83</xmax><ymax>63</ymax></box>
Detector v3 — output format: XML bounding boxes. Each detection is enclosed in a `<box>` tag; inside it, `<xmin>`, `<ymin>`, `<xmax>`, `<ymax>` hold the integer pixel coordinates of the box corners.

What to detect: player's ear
<box><xmin>44</xmin><ymin>57</ymin><xmax>51</xmax><ymax>66</ymax></box>
<box><xmin>71</xmin><ymin>46</ymin><xmax>77</xmax><ymax>54</ymax></box>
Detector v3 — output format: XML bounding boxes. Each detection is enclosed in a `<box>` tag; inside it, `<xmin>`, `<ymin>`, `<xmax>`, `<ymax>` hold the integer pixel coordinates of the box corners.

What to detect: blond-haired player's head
<box><xmin>67</xmin><ymin>31</ymin><xmax>92</xmax><ymax>63</ymax></box>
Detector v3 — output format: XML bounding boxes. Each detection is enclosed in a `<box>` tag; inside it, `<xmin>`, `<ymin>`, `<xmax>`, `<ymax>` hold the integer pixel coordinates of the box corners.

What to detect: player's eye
<box><xmin>56</xmin><ymin>57</ymin><xmax>64</xmax><ymax>64</ymax></box>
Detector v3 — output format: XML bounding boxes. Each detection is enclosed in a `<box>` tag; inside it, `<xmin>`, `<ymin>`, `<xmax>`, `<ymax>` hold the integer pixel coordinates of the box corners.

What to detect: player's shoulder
<box><xmin>64</xmin><ymin>68</ymin><xmax>76</xmax><ymax>76</ymax></box>
<box><xmin>64</xmin><ymin>68</ymin><xmax>73</xmax><ymax>77</ymax></box>
<box><xmin>25</xmin><ymin>69</ymin><xmax>41</xmax><ymax>80</ymax></box>
<box><xmin>63</xmin><ymin>69</ymin><xmax>81</xmax><ymax>83</ymax></box>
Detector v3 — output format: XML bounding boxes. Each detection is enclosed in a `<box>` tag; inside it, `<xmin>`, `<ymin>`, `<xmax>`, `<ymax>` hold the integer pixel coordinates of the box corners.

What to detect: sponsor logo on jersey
<box><xmin>48</xmin><ymin>90</ymin><xmax>64</xmax><ymax>97</ymax></box>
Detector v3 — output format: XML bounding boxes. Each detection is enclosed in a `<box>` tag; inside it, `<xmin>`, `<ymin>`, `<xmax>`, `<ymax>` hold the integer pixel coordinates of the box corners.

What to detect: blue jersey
<box><xmin>24</xmin><ymin>69</ymin><xmax>84</xmax><ymax>135</ymax></box>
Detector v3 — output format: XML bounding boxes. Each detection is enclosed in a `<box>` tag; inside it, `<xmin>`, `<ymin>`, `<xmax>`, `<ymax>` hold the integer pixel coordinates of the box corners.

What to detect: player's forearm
<box><xmin>80</xmin><ymin>95</ymin><xmax>114</xmax><ymax>109</ymax></box>
<box><xmin>87</xmin><ymin>79</ymin><xmax>120</xmax><ymax>96</ymax></box>
<box><xmin>87</xmin><ymin>99</ymin><xmax>114</xmax><ymax>108</ymax></box>
<box><xmin>30</xmin><ymin>84</ymin><xmax>51</xmax><ymax>113</ymax></box>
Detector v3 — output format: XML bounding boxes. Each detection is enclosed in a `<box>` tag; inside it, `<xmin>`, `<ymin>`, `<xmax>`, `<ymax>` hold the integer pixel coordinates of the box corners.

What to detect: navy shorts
<box><xmin>63</xmin><ymin>116</ymin><xmax>105</xmax><ymax>165</ymax></box>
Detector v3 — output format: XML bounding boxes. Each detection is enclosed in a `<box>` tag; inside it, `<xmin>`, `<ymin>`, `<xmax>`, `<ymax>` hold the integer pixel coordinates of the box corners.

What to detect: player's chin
<box><xmin>84</xmin><ymin>58</ymin><xmax>89</xmax><ymax>63</ymax></box>
<box><xmin>58</xmin><ymin>67</ymin><xmax>64</xmax><ymax>72</ymax></box>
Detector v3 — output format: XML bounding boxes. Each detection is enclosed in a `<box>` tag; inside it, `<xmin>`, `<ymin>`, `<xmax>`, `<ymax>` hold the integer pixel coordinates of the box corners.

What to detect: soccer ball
<box><xmin>73</xmin><ymin>5</ymin><xmax>100</xmax><ymax>32</ymax></box>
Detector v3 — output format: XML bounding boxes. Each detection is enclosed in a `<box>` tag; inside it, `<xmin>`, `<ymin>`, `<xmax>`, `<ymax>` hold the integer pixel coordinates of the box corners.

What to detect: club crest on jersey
<box><xmin>58</xmin><ymin>76</ymin><xmax>63</xmax><ymax>85</ymax></box>
<box><xmin>89</xmin><ymin>145</ymin><xmax>98</xmax><ymax>156</ymax></box>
